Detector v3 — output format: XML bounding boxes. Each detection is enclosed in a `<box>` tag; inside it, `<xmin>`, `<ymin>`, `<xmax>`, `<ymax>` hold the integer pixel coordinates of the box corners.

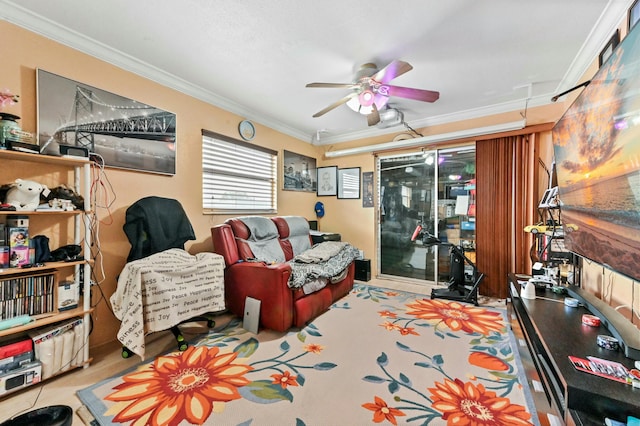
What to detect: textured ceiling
<box><xmin>0</xmin><ymin>0</ymin><xmax>632</xmax><ymax>144</ymax></box>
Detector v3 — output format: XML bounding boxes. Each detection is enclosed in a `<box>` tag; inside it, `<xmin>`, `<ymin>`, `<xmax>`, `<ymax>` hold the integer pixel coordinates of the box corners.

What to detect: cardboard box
<box><xmin>57</xmin><ymin>281</ymin><xmax>79</xmax><ymax>311</ymax></box>
<box><xmin>445</xmin><ymin>229</ymin><xmax>461</xmax><ymax>240</ymax></box>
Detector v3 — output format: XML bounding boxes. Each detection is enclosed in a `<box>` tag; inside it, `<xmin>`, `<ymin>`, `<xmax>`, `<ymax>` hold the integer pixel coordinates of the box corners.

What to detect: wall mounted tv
<box><xmin>552</xmin><ymin>24</ymin><xmax>640</xmax><ymax>282</ymax></box>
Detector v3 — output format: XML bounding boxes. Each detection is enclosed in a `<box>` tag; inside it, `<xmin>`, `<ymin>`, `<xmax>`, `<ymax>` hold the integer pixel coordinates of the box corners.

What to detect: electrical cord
<box><xmin>402</xmin><ymin>121</ymin><xmax>423</xmax><ymax>138</ymax></box>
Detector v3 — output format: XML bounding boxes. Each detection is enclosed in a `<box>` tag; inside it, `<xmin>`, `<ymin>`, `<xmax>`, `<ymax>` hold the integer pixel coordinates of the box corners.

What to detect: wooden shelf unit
<box><xmin>0</xmin><ymin>149</ymin><xmax>92</xmax><ymax>395</ymax></box>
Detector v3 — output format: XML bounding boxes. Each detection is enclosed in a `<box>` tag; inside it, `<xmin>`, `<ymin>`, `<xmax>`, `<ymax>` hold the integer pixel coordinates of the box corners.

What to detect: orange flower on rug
<box><xmin>104</xmin><ymin>346</ymin><xmax>252</xmax><ymax>425</ymax></box>
<box><xmin>405</xmin><ymin>298</ymin><xmax>504</xmax><ymax>336</ymax></box>
<box><xmin>428</xmin><ymin>378</ymin><xmax>533</xmax><ymax>425</ymax></box>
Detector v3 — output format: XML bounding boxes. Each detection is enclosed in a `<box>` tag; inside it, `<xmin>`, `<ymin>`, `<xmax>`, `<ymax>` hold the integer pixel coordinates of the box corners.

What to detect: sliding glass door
<box><xmin>378</xmin><ymin>146</ymin><xmax>476</xmax><ymax>283</ymax></box>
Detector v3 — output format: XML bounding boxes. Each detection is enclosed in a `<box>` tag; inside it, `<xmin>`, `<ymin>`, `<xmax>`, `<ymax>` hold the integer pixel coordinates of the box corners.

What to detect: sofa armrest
<box><xmin>224</xmin><ymin>262</ymin><xmax>295</xmax><ymax>331</ymax></box>
<box><xmin>212</xmin><ymin>224</ymin><xmax>240</xmax><ymax>266</ymax></box>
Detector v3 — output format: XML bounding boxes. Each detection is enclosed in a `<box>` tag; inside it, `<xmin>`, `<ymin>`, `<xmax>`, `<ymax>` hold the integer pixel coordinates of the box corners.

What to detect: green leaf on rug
<box><xmin>363</xmin><ymin>375</ymin><xmax>386</xmax><ymax>383</ymax></box>
<box><xmin>235</xmin><ymin>337</ymin><xmax>259</xmax><ymax>357</ymax></box>
<box><xmin>399</xmin><ymin>373</ymin><xmax>411</xmax><ymax>385</ymax></box>
<box><xmin>377</xmin><ymin>352</ymin><xmax>388</xmax><ymax>366</ymax></box>
<box><xmin>312</xmin><ymin>362</ymin><xmax>337</xmax><ymax>370</ymax></box>
<box><xmin>239</xmin><ymin>380</ymin><xmax>294</xmax><ymax>403</ymax></box>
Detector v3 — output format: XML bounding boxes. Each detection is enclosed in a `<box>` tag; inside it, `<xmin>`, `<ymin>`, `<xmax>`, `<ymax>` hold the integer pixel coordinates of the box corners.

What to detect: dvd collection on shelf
<box><xmin>0</xmin><ymin>273</ymin><xmax>55</xmax><ymax>320</ymax></box>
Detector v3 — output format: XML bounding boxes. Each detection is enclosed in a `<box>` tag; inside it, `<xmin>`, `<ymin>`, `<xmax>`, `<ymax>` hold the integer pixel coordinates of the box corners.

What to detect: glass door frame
<box><xmin>375</xmin><ymin>145</ymin><xmax>476</xmax><ymax>284</ymax></box>
<box><xmin>376</xmin><ymin>149</ymin><xmax>440</xmax><ymax>283</ymax></box>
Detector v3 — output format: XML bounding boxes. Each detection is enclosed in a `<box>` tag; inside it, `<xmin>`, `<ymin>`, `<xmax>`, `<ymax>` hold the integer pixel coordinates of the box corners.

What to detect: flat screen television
<box><xmin>552</xmin><ymin>23</ymin><xmax>640</xmax><ymax>282</ymax></box>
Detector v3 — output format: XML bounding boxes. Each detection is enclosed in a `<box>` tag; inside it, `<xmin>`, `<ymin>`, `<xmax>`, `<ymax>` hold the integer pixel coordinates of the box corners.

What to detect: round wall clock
<box><xmin>238</xmin><ymin>120</ymin><xmax>256</xmax><ymax>141</ymax></box>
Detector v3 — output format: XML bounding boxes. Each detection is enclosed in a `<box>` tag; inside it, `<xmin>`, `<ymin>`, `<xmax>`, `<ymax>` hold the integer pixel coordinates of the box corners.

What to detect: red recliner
<box><xmin>211</xmin><ymin>216</ymin><xmax>355</xmax><ymax>331</ymax></box>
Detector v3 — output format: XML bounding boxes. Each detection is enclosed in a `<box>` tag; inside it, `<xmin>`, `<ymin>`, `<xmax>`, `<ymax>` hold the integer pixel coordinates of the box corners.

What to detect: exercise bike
<box><xmin>411</xmin><ymin>222</ymin><xmax>484</xmax><ymax>306</ymax></box>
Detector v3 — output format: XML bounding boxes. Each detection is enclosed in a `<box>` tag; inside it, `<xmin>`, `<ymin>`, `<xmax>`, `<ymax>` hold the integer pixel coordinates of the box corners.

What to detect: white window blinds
<box><xmin>202</xmin><ymin>130</ymin><xmax>277</xmax><ymax>213</ymax></box>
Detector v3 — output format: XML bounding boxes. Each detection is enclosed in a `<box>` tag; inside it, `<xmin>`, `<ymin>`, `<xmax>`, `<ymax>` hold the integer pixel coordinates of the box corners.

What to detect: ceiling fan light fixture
<box><xmin>358</xmin><ymin>90</ymin><xmax>375</xmax><ymax>106</ymax></box>
<box><xmin>347</xmin><ymin>96</ymin><xmax>374</xmax><ymax>114</ymax></box>
<box><xmin>376</xmin><ymin>108</ymin><xmax>404</xmax><ymax>128</ymax></box>
<box><xmin>308</xmin><ymin>60</ymin><xmax>437</xmax><ymax>121</ymax></box>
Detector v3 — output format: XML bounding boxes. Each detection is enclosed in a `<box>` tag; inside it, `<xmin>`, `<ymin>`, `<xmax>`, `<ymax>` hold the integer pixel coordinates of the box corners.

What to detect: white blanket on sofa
<box><xmin>288</xmin><ymin>242</ymin><xmax>360</xmax><ymax>290</ymax></box>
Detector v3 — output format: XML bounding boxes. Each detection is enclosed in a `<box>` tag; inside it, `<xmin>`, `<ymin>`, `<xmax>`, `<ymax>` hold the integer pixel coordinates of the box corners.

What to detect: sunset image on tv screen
<box><xmin>552</xmin><ymin>25</ymin><xmax>640</xmax><ymax>281</ymax></box>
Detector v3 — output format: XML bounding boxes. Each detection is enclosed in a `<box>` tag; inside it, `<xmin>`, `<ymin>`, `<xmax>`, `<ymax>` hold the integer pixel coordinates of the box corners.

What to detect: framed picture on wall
<box><xmin>338</xmin><ymin>167</ymin><xmax>361</xmax><ymax>199</ymax></box>
<box><xmin>317</xmin><ymin>166</ymin><xmax>338</xmax><ymax>196</ymax></box>
<box><xmin>283</xmin><ymin>150</ymin><xmax>317</xmax><ymax>192</ymax></box>
<box><xmin>598</xmin><ymin>30</ymin><xmax>620</xmax><ymax>67</ymax></box>
<box><xmin>36</xmin><ymin>69</ymin><xmax>176</xmax><ymax>175</ymax></box>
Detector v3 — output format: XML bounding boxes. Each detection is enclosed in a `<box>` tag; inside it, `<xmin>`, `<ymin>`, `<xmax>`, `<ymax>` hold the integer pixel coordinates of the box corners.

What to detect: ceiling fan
<box><xmin>306</xmin><ymin>60</ymin><xmax>440</xmax><ymax>126</ymax></box>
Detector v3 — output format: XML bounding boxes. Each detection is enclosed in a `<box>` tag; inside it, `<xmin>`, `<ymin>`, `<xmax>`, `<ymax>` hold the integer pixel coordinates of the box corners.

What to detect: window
<box><xmin>202</xmin><ymin>130</ymin><xmax>277</xmax><ymax>213</ymax></box>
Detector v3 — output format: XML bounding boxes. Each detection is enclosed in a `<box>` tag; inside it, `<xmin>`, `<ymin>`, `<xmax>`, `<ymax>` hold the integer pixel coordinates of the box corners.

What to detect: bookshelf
<box><xmin>0</xmin><ymin>149</ymin><xmax>92</xmax><ymax>394</ymax></box>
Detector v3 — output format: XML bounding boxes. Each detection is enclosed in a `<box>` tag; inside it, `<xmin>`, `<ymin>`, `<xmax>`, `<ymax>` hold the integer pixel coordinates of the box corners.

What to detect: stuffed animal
<box><xmin>4</xmin><ymin>179</ymin><xmax>49</xmax><ymax>211</ymax></box>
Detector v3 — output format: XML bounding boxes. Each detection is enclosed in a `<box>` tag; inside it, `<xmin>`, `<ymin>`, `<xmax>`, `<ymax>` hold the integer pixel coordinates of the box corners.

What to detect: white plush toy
<box><xmin>5</xmin><ymin>179</ymin><xmax>49</xmax><ymax>211</ymax></box>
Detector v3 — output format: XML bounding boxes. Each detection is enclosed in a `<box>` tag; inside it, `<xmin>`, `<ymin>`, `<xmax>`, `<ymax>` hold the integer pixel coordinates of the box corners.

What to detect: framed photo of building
<box><xmin>37</xmin><ymin>69</ymin><xmax>176</xmax><ymax>175</ymax></box>
<box><xmin>338</xmin><ymin>167</ymin><xmax>361</xmax><ymax>199</ymax></box>
<box><xmin>283</xmin><ymin>150</ymin><xmax>317</xmax><ymax>192</ymax></box>
<box><xmin>317</xmin><ymin>166</ymin><xmax>337</xmax><ymax>196</ymax></box>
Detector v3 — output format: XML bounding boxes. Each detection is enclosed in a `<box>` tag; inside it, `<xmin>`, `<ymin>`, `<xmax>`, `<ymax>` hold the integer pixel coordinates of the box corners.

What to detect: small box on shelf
<box><xmin>7</xmin><ymin>226</ymin><xmax>29</xmax><ymax>267</ymax></box>
<box><xmin>57</xmin><ymin>281</ymin><xmax>79</xmax><ymax>311</ymax></box>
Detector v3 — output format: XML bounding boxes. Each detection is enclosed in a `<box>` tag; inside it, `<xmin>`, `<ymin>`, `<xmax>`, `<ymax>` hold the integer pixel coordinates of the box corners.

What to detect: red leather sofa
<box><xmin>211</xmin><ymin>216</ymin><xmax>355</xmax><ymax>332</ymax></box>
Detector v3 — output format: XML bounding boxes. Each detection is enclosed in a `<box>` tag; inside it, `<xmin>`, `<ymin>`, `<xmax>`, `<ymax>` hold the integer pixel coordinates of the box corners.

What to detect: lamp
<box><xmin>346</xmin><ymin>90</ymin><xmax>389</xmax><ymax>115</ymax></box>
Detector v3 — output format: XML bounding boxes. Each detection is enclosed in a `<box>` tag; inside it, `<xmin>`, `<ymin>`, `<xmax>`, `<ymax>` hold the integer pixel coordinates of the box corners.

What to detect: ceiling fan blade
<box><xmin>367</xmin><ymin>104</ymin><xmax>380</xmax><ymax>126</ymax></box>
<box><xmin>372</xmin><ymin>60</ymin><xmax>413</xmax><ymax>84</ymax></box>
<box><xmin>312</xmin><ymin>92</ymin><xmax>358</xmax><ymax>117</ymax></box>
<box><xmin>381</xmin><ymin>84</ymin><xmax>440</xmax><ymax>102</ymax></box>
<box><xmin>306</xmin><ymin>82</ymin><xmax>359</xmax><ymax>89</ymax></box>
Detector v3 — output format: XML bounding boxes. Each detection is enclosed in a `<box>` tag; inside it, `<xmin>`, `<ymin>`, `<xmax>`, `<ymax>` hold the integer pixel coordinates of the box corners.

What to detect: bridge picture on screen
<box><xmin>36</xmin><ymin>69</ymin><xmax>176</xmax><ymax>175</ymax></box>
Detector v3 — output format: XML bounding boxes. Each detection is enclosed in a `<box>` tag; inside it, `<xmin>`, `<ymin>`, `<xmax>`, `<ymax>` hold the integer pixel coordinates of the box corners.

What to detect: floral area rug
<box><xmin>77</xmin><ymin>284</ymin><xmax>538</xmax><ymax>425</ymax></box>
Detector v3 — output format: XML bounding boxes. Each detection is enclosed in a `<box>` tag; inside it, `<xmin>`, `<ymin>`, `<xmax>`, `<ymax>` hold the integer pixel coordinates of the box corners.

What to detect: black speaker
<box><xmin>59</xmin><ymin>144</ymin><xmax>89</xmax><ymax>158</ymax></box>
<box><xmin>355</xmin><ymin>259</ymin><xmax>371</xmax><ymax>282</ymax></box>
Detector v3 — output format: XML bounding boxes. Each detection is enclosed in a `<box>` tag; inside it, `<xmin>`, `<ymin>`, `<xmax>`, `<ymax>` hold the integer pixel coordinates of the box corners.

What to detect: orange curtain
<box><xmin>476</xmin><ymin>134</ymin><xmax>533</xmax><ymax>298</ymax></box>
